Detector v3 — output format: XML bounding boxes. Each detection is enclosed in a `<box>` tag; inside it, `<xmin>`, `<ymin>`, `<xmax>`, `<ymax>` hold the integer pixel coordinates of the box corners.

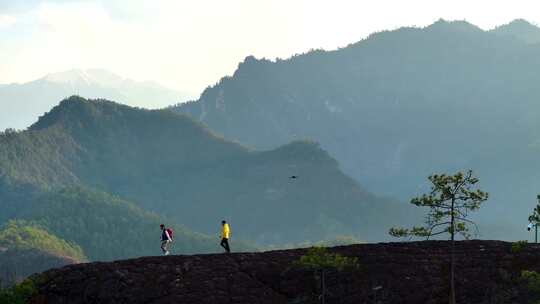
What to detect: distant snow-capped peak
<box><xmin>42</xmin><ymin>69</ymin><xmax>126</xmax><ymax>87</ymax></box>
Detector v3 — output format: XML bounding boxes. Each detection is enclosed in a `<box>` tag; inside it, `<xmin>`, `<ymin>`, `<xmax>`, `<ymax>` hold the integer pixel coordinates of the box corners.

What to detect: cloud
<box><xmin>0</xmin><ymin>15</ymin><xmax>17</xmax><ymax>28</ymax></box>
<box><xmin>0</xmin><ymin>0</ymin><xmax>301</xmax><ymax>94</ymax></box>
<box><xmin>2</xmin><ymin>0</ymin><xmax>540</xmax><ymax>97</ymax></box>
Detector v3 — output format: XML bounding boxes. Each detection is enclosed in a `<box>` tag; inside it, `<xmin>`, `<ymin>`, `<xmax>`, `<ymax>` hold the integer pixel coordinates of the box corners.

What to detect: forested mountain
<box><xmin>490</xmin><ymin>19</ymin><xmax>540</xmax><ymax>44</ymax></box>
<box><xmin>174</xmin><ymin>19</ymin><xmax>540</xmax><ymax>240</ymax></box>
<box><xmin>0</xmin><ymin>185</ymin><xmax>229</xmax><ymax>281</ymax></box>
<box><xmin>0</xmin><ymin>69</ymin><xmax>188</xmax><ymax>131</ymax></box>
<box><xmin>0</xmin><ymin>220</ymin><xmax>86</xmax><ymax>262</ymax></box>
<box><xmin>0</xmin><ymin>220</ymin><xmax>85</xmax><ymax>260</ymax></box>
<box><xmin>8</xmin><ymin>187</ymin><xmax>222</xmax><ymax>261</ymax></box>
<box><xmin>0</xmin><ymin>220</ymin><xmax>85</xmax><ymax>285</ymax></box>
<box><xmin>0</xmin><ymin>96</ymin><xmax>409</xmax><ymax>249</ymax></box>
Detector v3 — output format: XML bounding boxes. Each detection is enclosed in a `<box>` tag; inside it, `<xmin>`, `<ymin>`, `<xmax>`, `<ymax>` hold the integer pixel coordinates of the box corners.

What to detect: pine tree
<box><xmin>389</xmin><ymin>170</ymin><xmax>488</xmax><ymax>304</ymax></box>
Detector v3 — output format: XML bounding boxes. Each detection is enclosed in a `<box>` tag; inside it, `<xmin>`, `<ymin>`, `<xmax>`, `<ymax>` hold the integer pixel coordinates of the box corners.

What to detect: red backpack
<box><xmin>166</xmin><ymin>228</ymin><xmax>174</xmax><ymax>240</ymax></box>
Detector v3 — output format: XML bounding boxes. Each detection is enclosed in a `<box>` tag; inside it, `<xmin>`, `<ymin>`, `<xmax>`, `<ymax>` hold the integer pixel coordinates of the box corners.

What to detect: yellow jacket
<box><xmin>221</xmin><ymin>223</ymin><xmax>230</xmax><ymax>239</ymax></box>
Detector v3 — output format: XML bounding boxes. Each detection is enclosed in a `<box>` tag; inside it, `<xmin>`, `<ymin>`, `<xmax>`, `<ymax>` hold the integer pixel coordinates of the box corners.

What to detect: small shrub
<box><xmin>293</xmin><ymin>247</ymin><xmax>359</xmax><ymax>303</ymax></box>
<box><xmin>0</xmin><ymin>278</ymin><xmax>38</xmax><ymax>304</ymax></box>
<box><xmin>294</xmin><ymin>246</ymin><xmax>359</xmax><ymax>271</ymax></box>
<box><xmin>511</xmin><ymin>240</ymin><xmax>528</xmax><ymax>253</ymax></box>
<box><xmin>521</xmin><ymin>270</ymin><xmax>540</xmax><ymax>303</ymax></box>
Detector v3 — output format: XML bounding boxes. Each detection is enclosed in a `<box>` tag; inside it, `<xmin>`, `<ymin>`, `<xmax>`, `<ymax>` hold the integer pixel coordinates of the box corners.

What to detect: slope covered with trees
<box><xmin>0</xmin><ymin>185</ymin><xmax>229</xmax><ymax>283</ymax></box>
<box><xmin>0</xmin><ymin>220</ymin><xmax>86</xmax><ymax>285</ymax></box>
<box><xmin>0</xmin><ymin>220</ymin><xmax>86</xmax><ymax>262</ymax></box>
<box><xmin>0</xmin><ymin>96</ymin><xmax>409</xmax><ymax>249</ymax></box>
<box><xmin>173</xmin><ymin>19</ymin><xmax>540</xmax><ymax>239</ymax></box>
<box><xmin>12</xmin><ymin>187</ymin><xmax>221</xmax><ymax>261</ymax></box>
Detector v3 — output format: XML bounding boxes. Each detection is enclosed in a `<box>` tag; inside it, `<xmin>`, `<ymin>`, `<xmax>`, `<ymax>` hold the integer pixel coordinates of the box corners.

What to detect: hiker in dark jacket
<box><xmin>160</xmin><ymin>224</ymin><xmax>172</xmax><ymax>255</ymax></box>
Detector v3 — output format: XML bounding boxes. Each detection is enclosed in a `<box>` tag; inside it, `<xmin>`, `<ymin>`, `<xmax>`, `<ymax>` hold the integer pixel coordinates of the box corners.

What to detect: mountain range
<box><xmin>0</xmin><ymin>96</ymin><xmax>410</xmax><ymax>256</ymax></box>
<box><xmin>0</xmin><ymin>69</ymin><xmax>189</xmax><ymax>131</ymax></box>
<box><xmin>173</xmin><ymin>19</ymin><xmax>540</xmax><ymax>239</ymax></box>
<box><xmin>4</xmin><ymin>18</ymin><xmax>540</xmax><ymax>282</ymax></box>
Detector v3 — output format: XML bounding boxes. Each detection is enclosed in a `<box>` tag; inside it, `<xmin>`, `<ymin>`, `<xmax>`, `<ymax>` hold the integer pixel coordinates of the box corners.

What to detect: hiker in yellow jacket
<box><xmin>220</xmin><ymin>220</ymin><xmax>231</xmax><ymax>253</ymax></box>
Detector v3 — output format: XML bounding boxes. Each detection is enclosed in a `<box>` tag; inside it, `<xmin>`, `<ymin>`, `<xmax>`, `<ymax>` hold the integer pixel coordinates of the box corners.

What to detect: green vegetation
<box><xmin>294</xmin><ymin>247</ymin><xmax>359</xmax><ymax>304</ymax></box>
<box><xmin>389</xmin><ymin>171</ymin><xmax>488</xmax><ymax>240</ymax></box>
<box><xmin>0</xmin><ymin>185</ymin><xmax>234</xmax><ymax>284</ymax></box>
<box><xmin>295</xmin><ymin>246</ymin><xmax>359</xmax><ymax>271</ymax></box>
<box><xmin>528</xmin><ymin>195</ymin><xmax>540</xmax><ymax>231</ymax></box>
<box><xmin>174</xmin><ymin>20</ymin><xmax>540</xmax><ymax>241</ymax></box>
<box><xmin>389</xmin><ymin>170</ymin><xmax>488</xmax><ymax>304</ymax></box>
<box><xmin>0</xmin><ymin>96</ymin><xmax>405</xmax><ymax>247</ymax></box>
<box><xmin>16</xmin><ymin>186</ymin><xmax>222</xmax><ymax>261</ymax></box>
<box><xmin>511</xmin><ymin>240</ymin><xmax>528</xmax><ymax>253</ymax></box>
<box><xmin>0</xmin><ymin>125</ymin><xmax>79</xmax><ymax>190</ymax></box>
<box><xmin>0</xmin><ymin>278</ymin><xmax>38</xmax><ymax>304</ymax></box>
<box><xmin>521</xmin><ymin>270</ymin><xmax>540</xmax><ymax>303</ymax></box>
<box><xmin>0</xmin><ymin>220</ymin><xmax>86</xmax><ymax>261</ymax></box>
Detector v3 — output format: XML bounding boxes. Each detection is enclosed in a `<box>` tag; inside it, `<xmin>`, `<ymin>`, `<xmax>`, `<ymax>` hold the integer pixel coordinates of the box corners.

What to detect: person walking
<box><xmin>160</xmin><ymin>224</ymin><xmax>172</xmax><ymax>255</ymax></box>
<box><xmin>220</xmin><ymin>220</ymin><xmax>231</xmax><ymax>253</ymax></box>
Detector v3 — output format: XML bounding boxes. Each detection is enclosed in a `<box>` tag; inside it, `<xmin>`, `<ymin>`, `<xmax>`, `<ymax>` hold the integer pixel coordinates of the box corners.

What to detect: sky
<box><xmin>1</xmin><ymin>0</ymin><xmax>540</xmax><ymax>98</ymax></box>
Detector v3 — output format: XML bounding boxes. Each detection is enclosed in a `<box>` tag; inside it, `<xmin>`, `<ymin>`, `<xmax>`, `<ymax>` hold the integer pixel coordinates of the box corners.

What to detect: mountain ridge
<box><xmin>0</xmin><ymin>69</ymin><xmax>190</xmax><ymax>131</ymax></box>
<box><xmin>490</xmin><ymin>19</ymin><xmax>540</xmax><ymax>44</ymax></box>
<box><xmin>1</xmin><ymin>96</ymin><xmax>410</xmax><ymax>246</ymax></box>
<box><xmin>172</xmin><ymin>18</ymin><xmax>540</xmax><ymax>240</ymax></box>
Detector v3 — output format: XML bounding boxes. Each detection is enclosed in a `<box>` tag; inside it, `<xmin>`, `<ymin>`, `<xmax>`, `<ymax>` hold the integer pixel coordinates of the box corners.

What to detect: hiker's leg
<box><xmin>165</xmin><ymin>240</ymin><xmax>170</xmax><ymax>255</ymax></box>
<box><xmin>224</xmin><ymin>238</ymin><xmax>230</xmax><ymax>253</ymax></box>
<box><xmin>220</xmin><ymin>238</ymin><xmax>227</xmax><ymax>251</ymax></box>
<box><xmin>161</xmin><ymin>241</ymin><xmax>167</xmax><ymax>253</ymax></box>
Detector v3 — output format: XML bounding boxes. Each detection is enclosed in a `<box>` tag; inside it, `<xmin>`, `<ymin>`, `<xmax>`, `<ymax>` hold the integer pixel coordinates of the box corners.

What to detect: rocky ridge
<box><xmin>28</xmin><ymin>240</ymin><xmax>540</xmax><ymax>303</ymax></box>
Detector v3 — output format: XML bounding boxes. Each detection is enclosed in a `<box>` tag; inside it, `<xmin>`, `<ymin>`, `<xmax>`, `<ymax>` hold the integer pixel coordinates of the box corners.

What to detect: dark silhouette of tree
<box><xmin>389</xmin><ymin>170</ymin><xmax>488</xmax><ymax>304</ymax></box>
<box><xmin>528</xmin><ymin>195</ymin><xmax>540</xmax><ymax>226</ymax></box>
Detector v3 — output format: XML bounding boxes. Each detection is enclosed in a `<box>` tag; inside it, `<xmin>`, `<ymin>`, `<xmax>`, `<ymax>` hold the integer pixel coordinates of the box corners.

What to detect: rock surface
<box><xmin>29</xmin><ymin>241</ymin><xmax>540</xmax><ymax>303</ymax></box>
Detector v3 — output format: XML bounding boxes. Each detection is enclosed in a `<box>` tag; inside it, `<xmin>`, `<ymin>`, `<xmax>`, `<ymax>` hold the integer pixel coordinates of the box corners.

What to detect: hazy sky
<box><xmin>1</xmin><ymin>0</ymin><xmax>539</xmax><ymax>97</ymax></box>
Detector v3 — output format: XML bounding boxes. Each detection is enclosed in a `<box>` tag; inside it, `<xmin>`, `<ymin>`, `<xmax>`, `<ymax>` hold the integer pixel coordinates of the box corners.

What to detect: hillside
<box><xmin>0</xmin><ymin>249</ymin><xmax>79</xmax><ymax>288</ymax></box>
<box><xmin>0</xmin><ymin>69</ymin><xmax>188</xmax><ymax>131</ymax></box>
<box><xmin>0</xmin><ymin>221</ymin><xmax>85</xmax><ymax>285</ymax></box>
<box><xmin>0</xmin><ymin>221</ymin><xmax>86</xmax><ymax>261</ymax></box>
<box><xmin>0</xmin><ymin>96</ymin><xmax>411</xmax><ymax>246</ymax></box>
<box><xmin>0</xmin><ymin>186</ymin><xmax>225</xmax><ymax>284</ymax></box>
<box><xmin>11</xmin><ymin>187</ymin><xmax>223</xmax><ymax>261</ymax></box>
<box><xmin>173</xmin><ymin>19</ymin><xmax>540</xmax><ymax>239</ymax></box>
<box><xmin>26</xmin><ymin>240</ymin><xmax>540</xmax><ymax>303</ymax></box>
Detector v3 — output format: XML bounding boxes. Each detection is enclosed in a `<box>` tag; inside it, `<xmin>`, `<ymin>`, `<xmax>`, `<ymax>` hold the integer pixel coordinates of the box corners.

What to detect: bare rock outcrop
<box><xmin>29</xmin><ymin>241</ymin><xmax>540</xmax><ymax>303</ymax></box>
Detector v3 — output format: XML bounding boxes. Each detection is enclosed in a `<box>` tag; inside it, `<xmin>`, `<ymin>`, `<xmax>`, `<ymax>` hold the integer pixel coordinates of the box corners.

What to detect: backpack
<box><xmin>166</xmin><ymin>228</ymin><xmax>174</xmax><ymax>240</ymax></box>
